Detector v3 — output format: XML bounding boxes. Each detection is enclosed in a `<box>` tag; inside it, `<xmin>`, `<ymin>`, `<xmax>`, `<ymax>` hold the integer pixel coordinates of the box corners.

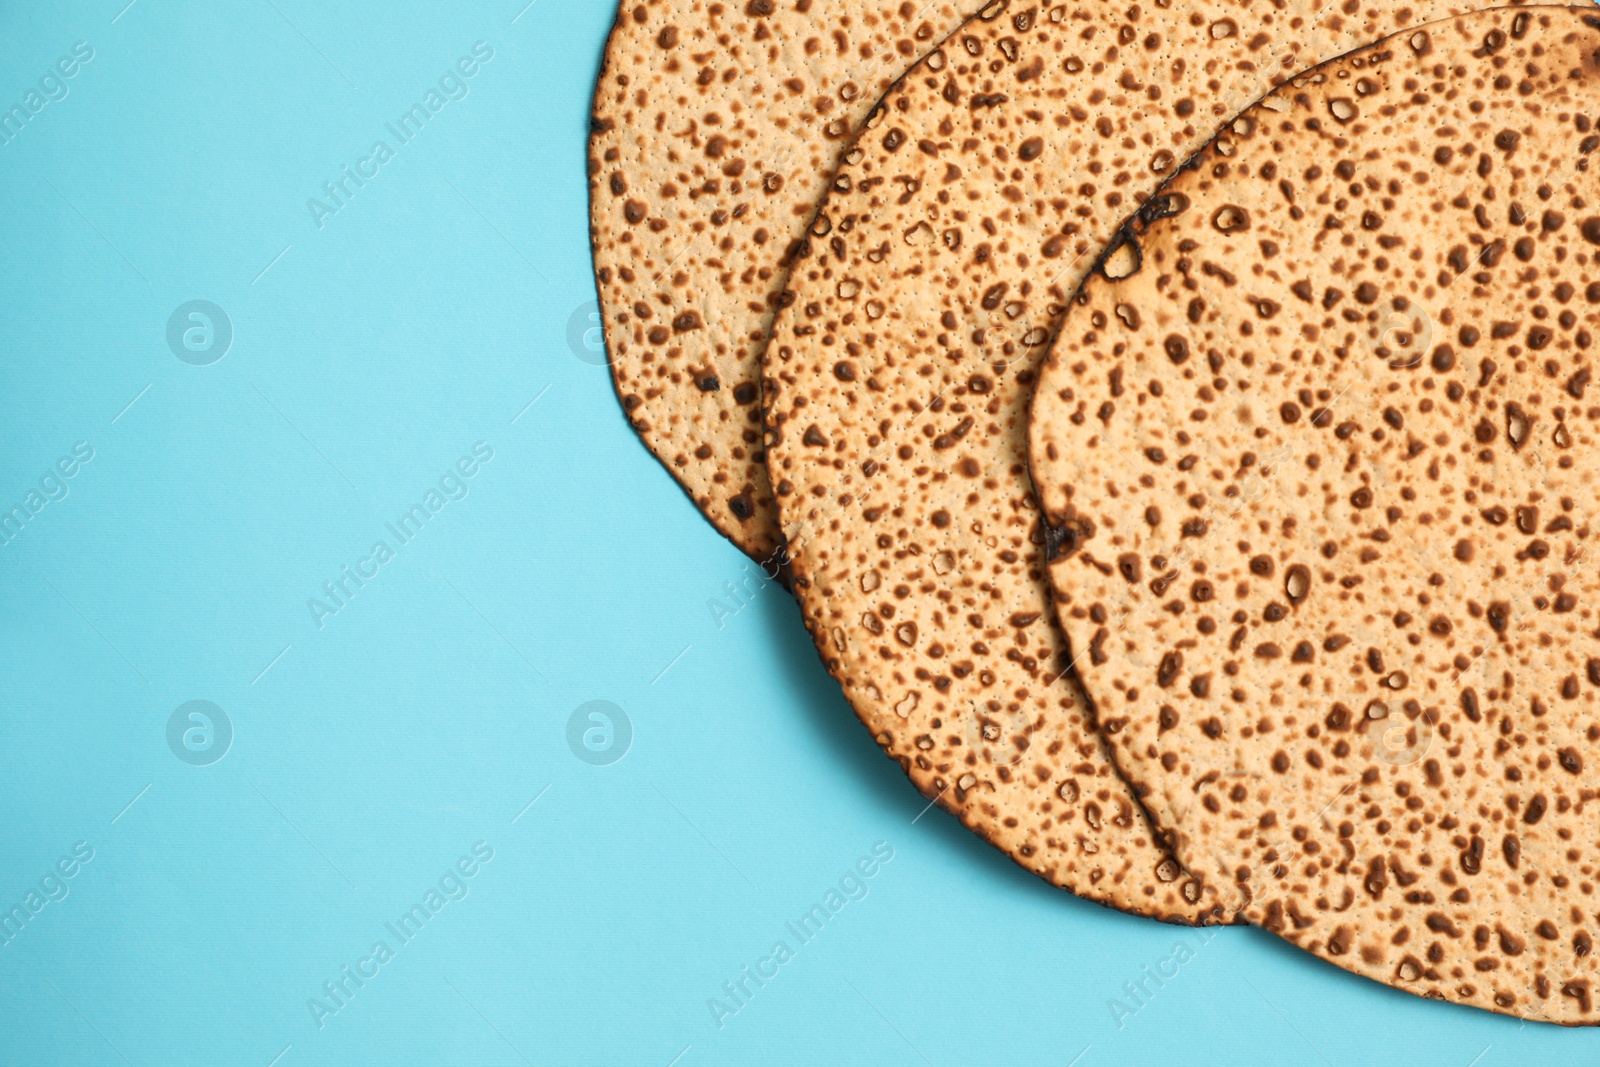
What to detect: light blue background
<box><xmin>2</xmin><ymin>2</ymin><xmax>1597</xmax><ymax>1064</ymax></box>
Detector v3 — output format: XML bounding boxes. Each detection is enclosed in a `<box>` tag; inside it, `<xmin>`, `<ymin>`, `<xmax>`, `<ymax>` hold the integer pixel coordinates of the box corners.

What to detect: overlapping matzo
<box><xmin>760</xmin><ymin>0</ymin><xmax>1501</xmax><ymax>918</ymax></box>
<box><xmin>1030</xmin><ymin>6</ymin><xmax>1600</xmax><ymax>1020</ymax></box>
<box><xmin>588</xmin><ymin>0</ymin><xmax>973</xmax><ymax>559</ymax></box>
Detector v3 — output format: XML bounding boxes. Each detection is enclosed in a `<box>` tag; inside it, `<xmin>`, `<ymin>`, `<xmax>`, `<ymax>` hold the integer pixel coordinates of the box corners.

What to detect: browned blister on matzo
<box><xmin>761</xmin><ymin>0</ymin><xmax>1505</xmax><ymax>919</ymax></box>
<box><xmin>588</xmin><ymin>0</ymin><xmax>973</xmax><ymax>559</ymax></box>
<box><xmin>1030</xmin><ymin>6</ymin><xmax>1600</xmax><ymax>1021</ymax></box>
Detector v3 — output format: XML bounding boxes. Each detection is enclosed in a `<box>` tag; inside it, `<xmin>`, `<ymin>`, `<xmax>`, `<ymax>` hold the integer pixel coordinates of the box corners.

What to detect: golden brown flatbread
<box><xmin>760</xmin><ymin>0</ymin><xmax>1500</xmax><ymax>919</ymax></box>
<box><xmin>1030</xmin><ymin>6</ymin><xmax>1600</xmax><ymax>1021</ymax></box>
<box><xmin>588</xmin><ymin>0</ymin><xmax>973</xmax><ymax>559</ymax></box>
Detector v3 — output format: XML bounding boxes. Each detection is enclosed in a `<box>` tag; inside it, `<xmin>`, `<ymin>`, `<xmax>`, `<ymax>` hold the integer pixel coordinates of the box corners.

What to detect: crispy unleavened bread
<box><xmin>589</xmin><ymin>0</ymin><xmax>973</xmax><ymax>559</ymax></box>
<box><xmin>1031</xmin><ymin>6</ymin><xmax>1600</xmax><ymax>1020</ymax></box>
<box><xmin>760</xmin><ymin>0</ymin><xmax>1502</xmax><ymax>920</ymax></box>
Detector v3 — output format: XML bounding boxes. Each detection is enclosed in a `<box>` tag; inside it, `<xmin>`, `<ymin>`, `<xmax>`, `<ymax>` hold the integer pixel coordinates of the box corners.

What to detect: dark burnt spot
<box><xmin>1460</xmin><ymin>835</ymin><xmax>1484</xmax><ymax>875</ymax></box>
<box><xmin>1285</xmin><ymin>565</ymin><xmax>1311</xmax><ymax>602</ymax></box>
<box><xmin>933</xmin><ymin>417</ymin><xmax>974</xmax><ymax>449</ymax></box>
<box><xmin>1139</xmin><ymin>192</ymin><xmax>1190</xmax><ymax>224</ymax></box>
<box><xmin>1505</xmin><ymin>402</ymin><xmax>1532</xmax><ymax>449</ymax></box>
<box><xmin>1043</xmin><ymin>515</ymin><xmax>1094</xmax><ymax>561</ymax></box>
<box><xmin>1326</xmin><ymin>702</ymin><xmax>1353</xmax><ymax>730</ymax></box>
<box><xmin>1212</xmin><ymin>205</ymin><xmax>1250</xmax><ymax>233</ymax></box>
<box><xmin>1157</xmin><ymin>650</ymin><xmax>1183</xmax><ymax>687</ymax></box>
<box><xmin>1098</xmin><ymin>226</ymin><xmax>1143</xmax><ymax>280</ymax></box>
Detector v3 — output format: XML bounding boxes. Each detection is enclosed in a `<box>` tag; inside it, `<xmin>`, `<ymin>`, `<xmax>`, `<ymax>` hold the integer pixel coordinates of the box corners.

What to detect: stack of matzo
<box><xmin>590</xmin><ymin>0</ymin><xmax>1600</xmax><ymax>1020</ymax></box>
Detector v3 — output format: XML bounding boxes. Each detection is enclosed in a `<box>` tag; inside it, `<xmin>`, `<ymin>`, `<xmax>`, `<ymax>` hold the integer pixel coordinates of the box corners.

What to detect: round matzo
<box><xmin>1030</xmin><ymin>6</ymin><xmax>1600</xmax><ymax>1021</ymax></box>
<box><xmin>761</xmin><ymin>0</ymin><xmax>1502</xmax><ymax>918</ymax></box>
<box><xmin>588</xmin><ymin>0</ymin><xmax>973</xmax><ymax>559</ymax></box>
